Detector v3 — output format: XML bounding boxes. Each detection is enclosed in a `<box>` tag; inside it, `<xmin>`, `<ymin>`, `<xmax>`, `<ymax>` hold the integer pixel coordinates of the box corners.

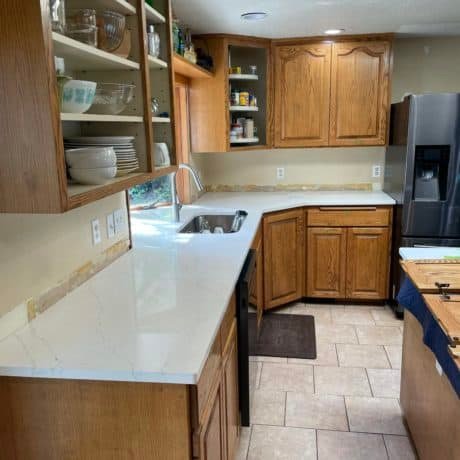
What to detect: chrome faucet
<box><xmin>171</xmin><ymin>163</ymin><xmax>205</xmax><ymax>222</ymax></box>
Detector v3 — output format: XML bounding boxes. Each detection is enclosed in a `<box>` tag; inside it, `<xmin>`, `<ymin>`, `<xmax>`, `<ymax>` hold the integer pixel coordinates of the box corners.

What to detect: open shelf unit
<box><xmin>0</xmin><ymin>0</ymin><xmax>178</xmax><ymax>213</ymax></box>
<box><xmin>229</xmin><ymin>74</ymin><xmax>259</xmax><ymax>80</ymax></box>
<box><xmin>229</xmin><ymin>106</ymin><xmax>259</xmax><ymax>112</ymax></box>
<box><xmin>173</xmin><ymin>53</ymin><xmax>213</xmax><ymax>79</ymax></box>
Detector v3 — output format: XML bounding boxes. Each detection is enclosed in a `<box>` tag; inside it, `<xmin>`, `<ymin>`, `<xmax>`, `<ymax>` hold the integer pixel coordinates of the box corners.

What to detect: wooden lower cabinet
<box><xmin>263</xmin><ymin>209</ymin><xmax>305</xmax><ymax>309</ymax></box>
<box><xmin>346</xmin><ymin>227</ymin><xmax>390</xmax><ymax>299</ymax></box>
<box><xmin>307</xmin><ymin>227</ymin><xmax>347</xmax><ymax>298</ymax></box>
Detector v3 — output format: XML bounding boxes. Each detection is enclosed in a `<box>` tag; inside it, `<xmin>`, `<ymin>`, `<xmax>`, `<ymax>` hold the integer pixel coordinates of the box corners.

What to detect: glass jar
<box><xmin>50</xmin><ymin>0</ymin><xmax>66</xmax><ymax>33</ymax></box>
<box><xmin>147</xmin><ymin>25</ymin><xmax>161</xmax><ymax>58</ymax></box>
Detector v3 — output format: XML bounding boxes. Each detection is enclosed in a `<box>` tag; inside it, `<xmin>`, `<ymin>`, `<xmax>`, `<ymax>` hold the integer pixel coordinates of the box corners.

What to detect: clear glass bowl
<box><xmin>65</xmin><ymin>24</ymin><xmax>98</xmax><ymax>47</ymax></box>
<box><xmin>87</xmin><ymin>83</ymin><xmax>135</xmax><ymax>115</ymax></box>
<box><xmin>97</xmin><ymin>11</ymin><xmax>126</xmax><ymax>52</ymax></box>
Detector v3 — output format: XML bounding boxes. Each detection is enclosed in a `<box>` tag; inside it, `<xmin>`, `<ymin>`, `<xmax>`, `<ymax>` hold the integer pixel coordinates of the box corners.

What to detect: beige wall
<box><xmin>193</xmin><ymin>36</ymin><xmax>460</xmax><ymax>188</ymax></box>
<box><xmin>0</xmin><ymin>193</ymin><xmax>129</xmax><ymax>317</ymax></box>
<box><xmin>392</xmin><ymin>36</ymin><xmax>460</xmax><ymax>103</ymax></box>
<box><xmin>193</xmin><ymin>147</ymin><xmax>385</xmax><ymax>187</ymax></box>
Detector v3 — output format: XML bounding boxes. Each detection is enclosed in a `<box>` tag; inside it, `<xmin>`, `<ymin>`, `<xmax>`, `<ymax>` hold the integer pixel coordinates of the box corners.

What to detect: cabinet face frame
<box><xmin>263</xmin><ymin>209</ymin><xmax>305</xmax><ymax>309</ymax></box>
<box><xmin>273</xmin><ymin>43</ymin><xmax>332</xmax><ymax>147</ymax></box>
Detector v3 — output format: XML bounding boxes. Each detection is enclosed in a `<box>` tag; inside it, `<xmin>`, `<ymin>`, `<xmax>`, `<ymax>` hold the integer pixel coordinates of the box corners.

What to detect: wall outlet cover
<box><xmin>372</xmin><ymin>164</ymin><xmax>382</xmax><ymax>178</ymax></box>
<box><xmin>114</xmin><ymin>209</ymin><xmax>125</xmax><ymax>234</ymax></box>
<box><xmin>91</xmin><ymin>219</ymin><xmax>102</xmax><ymax>246</ymax></box>
<box><xmin>106</xmin><ymin>213</ymin><xmax>115</xmax><ymax>238</ymax></box>
<box><xmin>276</xmin><ymin>167</ymin><xmax>285</xmax><ymax>180</ymax></box>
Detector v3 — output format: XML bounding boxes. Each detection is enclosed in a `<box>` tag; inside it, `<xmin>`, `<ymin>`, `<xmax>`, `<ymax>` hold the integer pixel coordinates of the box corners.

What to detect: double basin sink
<box><xmin>179</xmin><ymin>210</ymin><xmax>247</xmax><ymax>234</ymax></box>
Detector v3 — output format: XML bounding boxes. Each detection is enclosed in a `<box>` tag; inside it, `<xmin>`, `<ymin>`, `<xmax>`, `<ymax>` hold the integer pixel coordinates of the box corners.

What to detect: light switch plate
<box><xmin>114</xmin><ymin>209</ymin><xmax>124</xmax><ymax>234</ymax></box>
<box><xmin>276</xmin><ymin>167</ymin><xmax>285</xmax><ymax>180</ymax></box>
<box><xmin>106</xmin><ymin>213</ymin><xmax>115</xmax><ymax>238</ymax></box>
<box><xmin>372</xmin><ymin>164</ymin><xmax>382</xmax><ymax>178</ymax></box>
<box><xmin>91</xmin><ymin>219</ymin><xmax>102</xmax><ymax>245</ymax></box>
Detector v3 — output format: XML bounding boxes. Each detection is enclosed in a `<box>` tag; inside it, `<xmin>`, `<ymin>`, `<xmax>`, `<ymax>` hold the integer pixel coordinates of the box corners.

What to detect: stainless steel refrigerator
<box><xmin>384</xmin><ymin>93</ymin><xmax>460</xmax><ymax>315</ymax></box>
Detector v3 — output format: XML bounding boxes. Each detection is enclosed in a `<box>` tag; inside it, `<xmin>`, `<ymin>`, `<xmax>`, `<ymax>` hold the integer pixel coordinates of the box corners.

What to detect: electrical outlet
<box><xmin>276</xmin><ymin>167</ymin><xmax>285</xmax><ymax>180</ymax></box>
<box><xmin>106</xmin><ymin>213</ymin><xmax>115</xmax><ymax>238</ymax></box>
<box><xmin>372</xmin><ymin>164</ymin><xmax>382</xmax><ymax>178</ymax></box>
<box><xmin>91</xmin><ymin>219</ymin><xmax>102</xmax><ymax>245</ymax></box>
<box><xmin>114</xmin><ymin>209</ymin><xmax>125</xmax><ymax>234</ymax></box>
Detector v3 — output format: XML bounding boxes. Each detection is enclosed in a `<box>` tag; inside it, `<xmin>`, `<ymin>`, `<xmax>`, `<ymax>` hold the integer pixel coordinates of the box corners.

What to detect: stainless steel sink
<box><xmin>179</xmin><ymin>210</ymin><xmax>247</xmax><ymax>234</ymax></box>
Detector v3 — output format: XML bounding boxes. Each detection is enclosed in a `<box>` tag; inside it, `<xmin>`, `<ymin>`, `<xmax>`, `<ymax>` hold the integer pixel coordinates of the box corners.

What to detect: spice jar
<box><xmin>231</xmin><ymin>90</ymin><xmax>240</xmax><ymax>106</ymax></box>
<box><xmin>244</xmin><ymin>118</ymin><xmax>254</xmax><ymax>138</ymax></box>
<box><xmin>239</xmin><ymin>91</ymin><xmax>249</xmax><ymax>106</ymax></box>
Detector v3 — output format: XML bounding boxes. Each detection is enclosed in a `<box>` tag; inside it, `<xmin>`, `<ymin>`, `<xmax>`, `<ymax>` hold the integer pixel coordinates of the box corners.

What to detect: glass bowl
<box><xmin>97</xmin><ymin>11</ymin><xmax>126</xmax><ymax>52</ymax></box>
<box><xmin>87</xmin><ymin>83</ymin><xmax>135</xmax><ymax>115</ymax></box>
<box><xmin>65</xmin><ymin>23</ymin><xmax>97</xmax><ymax>47</ymax></box>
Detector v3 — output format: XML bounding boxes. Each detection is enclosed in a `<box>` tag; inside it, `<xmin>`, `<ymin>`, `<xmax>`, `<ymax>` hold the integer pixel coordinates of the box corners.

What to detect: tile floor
<box><xmin>237</xmin><ymin>302</ymin><xmax>418</xmax><ymax>460</ymax></box>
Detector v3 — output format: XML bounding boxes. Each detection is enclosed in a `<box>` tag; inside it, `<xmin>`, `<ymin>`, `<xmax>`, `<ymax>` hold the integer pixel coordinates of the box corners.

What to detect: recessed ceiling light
<box><xmin>241</xmin><ymin>12</ymin><xmax>268</xmax><ymax>21</ymax></box>
<box><xmin>324</xmin><ymin>29</ymin><xmax>345</xmax><ymax>35</ymax></box>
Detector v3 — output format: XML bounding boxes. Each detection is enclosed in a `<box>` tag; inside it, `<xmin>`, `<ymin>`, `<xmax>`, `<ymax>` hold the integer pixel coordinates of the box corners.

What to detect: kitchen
<box><xmin>0</xmin><ymin>0</ymin><xmax>459</xmax><ymax>459</ymax></box>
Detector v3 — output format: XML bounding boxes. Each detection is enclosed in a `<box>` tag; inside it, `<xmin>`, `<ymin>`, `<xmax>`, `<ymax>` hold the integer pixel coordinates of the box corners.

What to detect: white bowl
<box><xmin>61</xmin><ymin>80</ymin><xmax>97</xmax><ymax>113</ymax></box>
<box><xmin>65</xmin><ymin>147</ymin><xmax>116</xmax><ymax>168</ymax></box>
<box><xmin>69</xmin><ymin>166</ymin><xmax>117</xmax><ymax>185</ymax></box>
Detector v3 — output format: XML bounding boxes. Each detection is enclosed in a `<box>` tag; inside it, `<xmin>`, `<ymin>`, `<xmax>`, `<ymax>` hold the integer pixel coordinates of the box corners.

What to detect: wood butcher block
<box><xmin>401</xmin><ymin>259</ymin><xmax>460</xmax><ymax>293</ymax></box>
<box><xmin>423</xmin><ymin>294</ymin><xmax>460</xmax><ymax>345</ymax></box>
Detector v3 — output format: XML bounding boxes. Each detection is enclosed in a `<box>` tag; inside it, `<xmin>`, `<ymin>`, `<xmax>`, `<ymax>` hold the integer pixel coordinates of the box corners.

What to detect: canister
<box><xmin>239</xmin><ymin>91</ymin><xmax>249</xmax><ymax>106</ymax></box>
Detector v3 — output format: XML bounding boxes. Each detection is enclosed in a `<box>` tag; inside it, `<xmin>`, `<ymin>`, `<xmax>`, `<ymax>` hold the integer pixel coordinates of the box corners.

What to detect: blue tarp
<box><xmin>397</xmin><ymin>277</ymin><xmax>460</xmax><ymax>398</ymax></box>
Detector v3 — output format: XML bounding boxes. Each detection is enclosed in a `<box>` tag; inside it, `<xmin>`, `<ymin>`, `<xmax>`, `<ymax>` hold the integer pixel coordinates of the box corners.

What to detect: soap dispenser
<box><xmin>147</xmin><ymin>25</ymin><xmax>160</xmax><ymax>58</ymax></box>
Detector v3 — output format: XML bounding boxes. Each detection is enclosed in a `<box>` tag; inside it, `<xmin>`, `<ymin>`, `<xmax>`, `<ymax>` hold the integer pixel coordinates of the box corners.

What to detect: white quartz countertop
<box><xmin>399</xmin><ymin>247</ymin><xmax>460</xmax><ymax>260</ymax></box>
<box><xmin>0</xmin><ymin>191</ymin><xmax>394</xmax><ymax>384</ymax></box>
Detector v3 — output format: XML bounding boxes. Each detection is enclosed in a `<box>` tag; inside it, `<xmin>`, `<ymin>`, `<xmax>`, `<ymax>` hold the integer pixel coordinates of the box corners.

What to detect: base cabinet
<box><xmin>306</xmin><ymin>207</ymin><xmax>392</xmax><ymax>301</ymax></box>
<box><xmin>250</xmin><ymin>225</ymin><xmax>264</xmax><ymax>326</ymax></box>
<box><xmin>263</xmin><ymin>209</ymin><xmax>305</xmax><ymax>309</ymax></box>
<box><xmin>307</xmin><ymin>227</ymin><xmax>347</xmax><ymax>298</ymax></box>
<box><xmin>346</xmin><ymin>227</ymin><xmax>390</xmax><ymax>299</ymax></box>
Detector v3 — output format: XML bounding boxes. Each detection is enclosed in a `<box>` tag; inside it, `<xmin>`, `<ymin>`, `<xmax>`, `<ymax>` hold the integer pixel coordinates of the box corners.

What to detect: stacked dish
<box><xmin>65</xmin><ymin>146</ymin><xmax>117</xmax><ymax>185</ymax></box>
<box><xmin>64</xmin><ymin>137</ymin><xmax>139</xmax><ymax>177</ymax></box>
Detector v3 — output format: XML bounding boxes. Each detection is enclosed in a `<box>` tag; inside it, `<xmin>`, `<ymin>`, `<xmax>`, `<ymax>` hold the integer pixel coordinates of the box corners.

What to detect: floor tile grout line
<box><xmin>245</xmin><ymin>425</ymin><xmax>253</xmax><ymax>460</ymax></box>
<box><xmin>382</xmin><ymin>433</ymin><xmax>391</xmax><ymax>460</ymax></box>
<box><xmin>283</xmin><ymin>391</ymin><xmax>287</xmax><ymax>426</ymax></box>
<box><xmin>365</xmin><ymin>367</ymin><xmax>375</xmax><ymax>397</ymax></box>
<box><xmin>343</xmin><ymin>395</ymin><xmax>351</xmax><ymax>432</ymax></box>
<box><xmin>315</xmin><ymin>429</ymin><xmax>319</xmax><ymax>460</ymax></box>
<box><xmin>383</xmin><ymin>345</ymin><xmax>395</xmax><ymax>369</ymax></box>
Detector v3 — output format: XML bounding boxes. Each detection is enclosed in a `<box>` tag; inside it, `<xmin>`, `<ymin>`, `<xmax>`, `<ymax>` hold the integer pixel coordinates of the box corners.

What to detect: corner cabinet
<box><xmin>329</xmin><ymin>41</ymin><xmax>391</xmax><ymax>146</ymax></box>
<box><xmin>0</xmin><ymin>0</ymin><xmax>177</xmax><ymax>213</ymax></box>
<box><xmin>263</xmin><ymin>209</ymin><xmax>305</xmax><ymax>309</ymax></box>
<box><xmin>273</xmin><ymin>36</ymin><xmax>392</xmax><ymax>148</ymax></box>
<box><xmin>274</xmin><ymin>44</ymin><xmax>331</xmax><ymax>147</ymax></box>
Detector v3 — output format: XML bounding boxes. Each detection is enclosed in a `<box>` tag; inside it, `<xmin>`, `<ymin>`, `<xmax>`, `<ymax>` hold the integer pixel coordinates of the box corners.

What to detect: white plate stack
<box><xmin>64</xmin><ymin>136</ymin><xmax>140</xmax><ymax>177</ymax></box>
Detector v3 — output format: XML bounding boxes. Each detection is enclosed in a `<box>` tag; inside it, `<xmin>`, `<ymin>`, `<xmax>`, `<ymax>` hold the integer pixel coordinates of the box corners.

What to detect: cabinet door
<box><xmin>346</xmin><ymin>227</ymin><xmax>390</xmax><ymax>299</ymax></box>
<box><xmin>222</xmin><ymin>323</ymin><xmax>239</xmax><ymax>460</ymax></box>
<box><xmin>263</xmin><ymin>209</ymin><xmax>305</xmax><ymax>309</ymax></box>
<box><xmin>307</xmin><ymin>227</ymin><xmax>347</xmax><ymax>298</ymax></box>
<box><xmin>198</xmin><ymin>382</ymin><xmax>225</xmax><ymax>460</ymax></box>
<box><xmin>330</xmin><ymin>41</ymin><xmax>391</xmax><ymax>146</ymax></box>
<box><xmin>274</xmin><ymin>44</ymin><xmax>331</xmax><ymax>147</ymax></box>
<box><xmin>250</xmin><ymin>225</ymin><xmax>264</xmax><ymax>326</ymax></box>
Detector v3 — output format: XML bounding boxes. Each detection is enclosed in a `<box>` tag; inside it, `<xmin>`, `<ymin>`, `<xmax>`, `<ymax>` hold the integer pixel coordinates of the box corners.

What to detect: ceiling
<box><xmin>171</xmin><ymin>0</ymin><xmax>460</xmax><ymax>38</ymax></box>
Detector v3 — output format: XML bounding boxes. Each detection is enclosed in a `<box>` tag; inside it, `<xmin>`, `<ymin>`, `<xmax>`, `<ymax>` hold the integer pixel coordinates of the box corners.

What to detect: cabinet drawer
<box><xmin>191</xmin><ymin>333</ymin><xmax>222</xmax><ymax>428</ymax></box>
<box><xmin>307</xmin><ymin>206</ymin><xmax>391</xmax><ymax>227</ymax></box>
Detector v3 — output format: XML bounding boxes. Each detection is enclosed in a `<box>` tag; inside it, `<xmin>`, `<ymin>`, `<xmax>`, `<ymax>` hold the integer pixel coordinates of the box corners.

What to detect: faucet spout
<box><xmin>171</xmin><ymin>163</ymin><xmax>204</xmax><ymax>222</ymax></box>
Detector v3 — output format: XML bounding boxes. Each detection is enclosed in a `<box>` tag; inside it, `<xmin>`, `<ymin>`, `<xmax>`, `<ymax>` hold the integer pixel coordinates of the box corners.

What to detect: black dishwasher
<box><xmin>236</xmin><ymin>249</ymin><xmax>256</xmax><ymax>427</ymax></box>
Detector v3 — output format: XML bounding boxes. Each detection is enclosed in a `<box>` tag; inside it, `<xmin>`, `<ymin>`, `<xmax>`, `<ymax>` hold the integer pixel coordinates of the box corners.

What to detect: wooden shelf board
<box><xmin>229</xmin><ymin>74</ymin><xmax>259</xmax><ymax>80</ymax></box>
<box><xmin>173</xmin><ymin>54</ymin><xmax>213</xmax><ymax>79</ymax></box>
<box><xmin>152</xmin><ymin>117</ymin><xmax>171</xmax><ymax>123</ymax></box>
<box><xmin>67</xmin><ymin>172</ymin><xmax>153</xmax><ymax>209</ymax></box>
<box><xmin>61</xmin><ymin>113</ymin><xmax>143</xmax><ymax>122</ymax></box>
<box><xmin>230</xmin><ymin>137</ymin><xmax>259</xmax><ymax>144</ymax></box>
<box><xmin>230</xmin><ymin>144</ymin><xmax>268</xmax><ymax>152</ymax></box>
<box><xmin>75</xmin><ymin>0</ymin><xmax>136</xmax><ymax>15</ymax></box>
<box><xmin>229</xmin><ymin>106</ymin><xmax>259</xmax><ymax>112</ymax></box>
<box><xmin>145</xmin><ymin>4</ymin><xmax>166</xmax><ymax>23</ymax></box>
<box><xmin>154</xmin><ymin>165</ymin><xmax>177</xmax><ymax>177</ymax></box>
<box><xmin>148</xmin><ymin>55</ymin><xmax>168</xmax><ymax>69</ymax></box>
<box><xmin>52</xmin><ymin>32</ymin><xmax>140</xmax><ymax>71</ymax></box>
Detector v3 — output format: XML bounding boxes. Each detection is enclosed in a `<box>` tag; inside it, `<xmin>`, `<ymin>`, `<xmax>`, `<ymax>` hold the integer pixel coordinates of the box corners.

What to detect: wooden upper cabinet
<box><xmin>263</xmin><ymin>209</ymin><xmax>305</xmax><ymax>309</ymax></box>
<box><xmin>274</xmin><ymin>44</ymin><xmax>331</xmax><ymax>147</ymax></box>
<box><xmin>307</xmin><ymin>227</ymin><xmax>347</xmax><ymax>298</ymax></box>
<box><xmin>346</xmin><ymin>227</ymin><xmax>390</xmax><ymax>299</ymax></box>
<box><xmin>330</xmin><ymin>41</ymin><xmax>391</xmax><ymax>146</ymax></box>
